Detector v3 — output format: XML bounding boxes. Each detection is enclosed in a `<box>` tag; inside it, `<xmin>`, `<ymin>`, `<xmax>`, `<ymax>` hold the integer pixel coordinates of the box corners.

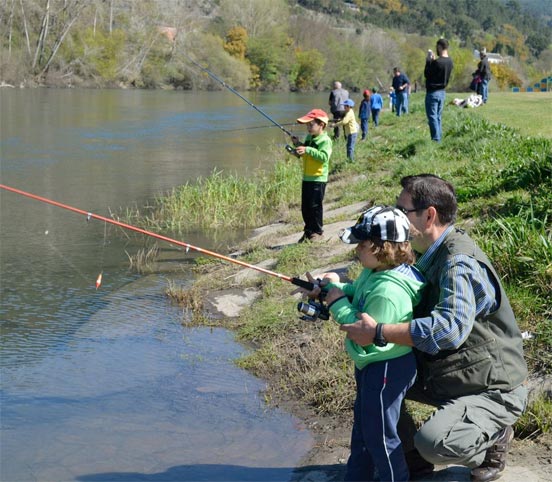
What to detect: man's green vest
<box><xmin>414</xmin><ymin>228</ymin><xmax>527</xmax><ymax>399</ymax></box>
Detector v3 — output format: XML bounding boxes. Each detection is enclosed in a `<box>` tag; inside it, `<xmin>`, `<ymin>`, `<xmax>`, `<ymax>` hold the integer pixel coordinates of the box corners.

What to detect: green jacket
<box><xmin>414</xmin><ymin>229</ymin><xmax>528</xmax><ymax>399</ymax></box>
<box><xmin>328</xmin><ymin>267</ymin><xmax>424</xmax><ymax>370</ymax></box>
<box><xmin>301</xmin><ymin>132</ymin><xmax>332</xmax><ymax>182</ymax></box>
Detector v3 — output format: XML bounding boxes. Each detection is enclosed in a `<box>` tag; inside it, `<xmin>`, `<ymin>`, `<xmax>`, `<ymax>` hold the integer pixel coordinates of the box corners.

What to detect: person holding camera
<box><xmin>291</xmin><ymin>109</ymin><xmax>333</xmax><ymax>243</ymax></box>
<box><xmin>424</xmin><ymin>38</ymin><xmax>454</xmax><ymax>142</ymax></box>
<box><xmin>339</xmin><ymin>175</ymin><xmax>528</xmax><ymax>482</ymax></box>
<box><xmin>301</xmin><ymin>206</ymin><xmax>425</xmax><ymax>481</ymax></box>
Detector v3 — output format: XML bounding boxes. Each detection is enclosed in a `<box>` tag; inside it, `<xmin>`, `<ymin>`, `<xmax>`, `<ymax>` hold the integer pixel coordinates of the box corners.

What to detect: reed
<box><xmin>125</xmin><ymin>244</ymin><xmax>159</xmax><ymax>273</ymax></box>
<box><xmin>142</xmin><ymin>161</ymin><xmax>301</xmax><ymax>232</ymax></box>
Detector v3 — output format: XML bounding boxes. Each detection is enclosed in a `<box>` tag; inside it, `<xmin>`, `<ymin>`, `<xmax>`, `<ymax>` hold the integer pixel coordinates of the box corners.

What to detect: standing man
<box><xmin>477</xmin><ymin>48</ymin><xmax>492</xmax><ymax>104</ymax></box>
<box><xmin>424</xmin><ymin>38</ymin><xmax>454</xmax><ymax>142</ymax></box>
<box><xmin>340</xmin><ymin>174</ymin><xmax>528</xmax><ymax>482</ymax></box>
<box><xmin>392</xmin><ymin>67</ymin><xmax>410</xmax><ymax>116</ymax></box>
<box><xmin>329</xmin><ymin>81</ymin><xmax>349</xmax><ymax>139</ymax></box>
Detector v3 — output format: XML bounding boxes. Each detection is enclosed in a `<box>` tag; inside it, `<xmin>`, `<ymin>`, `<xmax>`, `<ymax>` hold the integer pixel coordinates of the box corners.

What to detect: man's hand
<box><xmin>325</xmin><ymin>287</ymin><xmax>345</xmax><ymax>305</ymax></box>
<box><xmin>339</xmin><ymin>312</ymin><xmax>377</xmax><ymax>346</ymax></box>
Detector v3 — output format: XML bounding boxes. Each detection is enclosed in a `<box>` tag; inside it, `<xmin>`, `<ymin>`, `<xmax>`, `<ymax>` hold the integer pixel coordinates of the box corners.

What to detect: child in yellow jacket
<box><xmin>333</xmin><ymin>99</ymin><xmax>358</xmax><ymax>161</ymax></box>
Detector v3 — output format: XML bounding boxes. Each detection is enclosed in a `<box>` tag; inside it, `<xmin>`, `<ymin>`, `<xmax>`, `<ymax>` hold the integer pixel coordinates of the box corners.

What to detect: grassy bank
<box><xmin>142</xmin><ymin>92</ymin><xmax>551</xmax><ymax>438</ymax></box>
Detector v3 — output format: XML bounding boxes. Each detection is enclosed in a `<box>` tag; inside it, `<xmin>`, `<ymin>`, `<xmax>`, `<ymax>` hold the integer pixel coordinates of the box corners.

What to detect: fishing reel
<box><xmin>297</xmin><ymin>299</ymin><xmax>330</xmax><ymax>322</ymax></box>
<box><xmin>285</xmin><ymin>144</ymin><xmax>301</xmax><ymax>158</ymax></box>
<box><xmin>296</xmin><ymin>278</ymin><xmax>329</xmax><ymax>322</ymax></box>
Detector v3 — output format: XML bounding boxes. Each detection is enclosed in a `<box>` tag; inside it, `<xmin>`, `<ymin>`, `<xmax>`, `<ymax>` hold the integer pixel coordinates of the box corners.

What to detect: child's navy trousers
<box><xmin>345</xmin><ymin>351</ymin><xmax>416</xmax><ymax>482</ymax></box>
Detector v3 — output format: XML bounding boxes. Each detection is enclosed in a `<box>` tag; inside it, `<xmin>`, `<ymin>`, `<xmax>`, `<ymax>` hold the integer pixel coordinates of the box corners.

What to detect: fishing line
<box><xmin>183</xmin><ymin>53</ymin><xmax>294</xmax><ymax>137</ymax></box>
<box><xmin>95</xmin><ymin>220</ymin><xmax>108</xmax><ymax>289</ymax></box>
<box><xmin>1</xmin><ymin>184</ymin><xmax>315</xmax><ymax>291</ymax></box>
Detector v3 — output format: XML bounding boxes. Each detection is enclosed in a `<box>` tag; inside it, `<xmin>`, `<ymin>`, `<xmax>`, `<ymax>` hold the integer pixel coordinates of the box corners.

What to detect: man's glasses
<box><xmin>395</xmin><ymin>205</ymin><xmax>427</xmax><ymax>215</ymax></box>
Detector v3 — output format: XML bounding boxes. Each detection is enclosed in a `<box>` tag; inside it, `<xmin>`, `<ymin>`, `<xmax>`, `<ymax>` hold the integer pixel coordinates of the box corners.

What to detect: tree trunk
<box><xmin>19</xmin><ymin>0</ymin><xmax>32</xmax><ymax>57</ymax></box>
<box><xmin>39</xmin><ymin>2</ymin><xmax>86</xmax><ymax>77</ymax></box>
<box><xmin>32</xmin><ymin>0</ymin><xmax>51</xmax><ymax>70</ymax></box>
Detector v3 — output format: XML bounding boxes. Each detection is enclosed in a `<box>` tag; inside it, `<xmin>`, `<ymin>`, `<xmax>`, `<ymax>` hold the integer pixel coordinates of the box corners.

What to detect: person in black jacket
<box><xmin>424</xmin><ymin>38</ymin><xmax>454</xmax><ymax>142</ymax></box>
<box><xmin>477</xmin><ymin>49</ymin><xmax>492</xmax><ymax>104</ymax></box>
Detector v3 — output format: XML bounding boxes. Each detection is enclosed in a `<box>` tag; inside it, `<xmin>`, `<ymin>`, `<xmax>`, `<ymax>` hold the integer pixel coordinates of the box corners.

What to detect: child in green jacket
<box><xmin>291</xmin><ymin>109</ymin><xmax>333</xmax><ymax>243</ymax></box>
<box><xmin>302</xmin><ymin>205</ymin><xmax>424</xmax><ymax>481</ymax></box>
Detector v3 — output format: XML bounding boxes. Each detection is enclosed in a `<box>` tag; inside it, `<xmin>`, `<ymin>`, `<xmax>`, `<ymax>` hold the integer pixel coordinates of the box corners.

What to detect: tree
<box><xmin>292</xmin><ymin>48</ymin><xmax>325</xmax><ymax>91</ymax></box>
<box><xmin>224</xmin><ymin>26</ymin><xmax>247</xmax><ymax>60</ymax></box>
<box><xmin>218</xmin><ymin>0</ymin><xmax>289</xmax><ymax>38</ymax></box>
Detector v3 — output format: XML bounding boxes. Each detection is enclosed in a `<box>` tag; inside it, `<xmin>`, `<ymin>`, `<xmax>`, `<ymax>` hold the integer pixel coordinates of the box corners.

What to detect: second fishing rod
<box><xmin>184</xmin><ymin>54</ymin><xmax>296</xmax><ymax>140</ymax></box>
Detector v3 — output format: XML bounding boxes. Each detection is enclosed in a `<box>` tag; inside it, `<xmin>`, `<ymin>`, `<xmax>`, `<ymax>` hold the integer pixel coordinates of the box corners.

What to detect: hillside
<box><xmin>0</xmin><ymin>0</ymin><xmax>550</xmax><ymax>91</ymax></box>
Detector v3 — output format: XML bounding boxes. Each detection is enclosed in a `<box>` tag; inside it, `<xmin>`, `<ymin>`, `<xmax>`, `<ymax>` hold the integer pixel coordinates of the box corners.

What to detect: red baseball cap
<box><xmin>363</xmin><ymin>89</ymin><xmax>371</xmax><ymax>96</ymax></box>
<box><xmin>297</xmin><ymin>109</ymin><xmax>329</xmax><ymax>125</ymax></box>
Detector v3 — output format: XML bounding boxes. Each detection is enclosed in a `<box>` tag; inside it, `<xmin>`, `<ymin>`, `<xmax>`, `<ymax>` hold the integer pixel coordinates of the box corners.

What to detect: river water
<box><xmin>0</xmin><ymin>88</ymin><xmax>322</xmax><ymax>481</ymax></box>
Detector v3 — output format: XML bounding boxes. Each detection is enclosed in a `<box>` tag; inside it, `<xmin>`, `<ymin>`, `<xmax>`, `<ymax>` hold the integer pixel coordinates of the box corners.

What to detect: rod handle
<box><xmin>291</xmin><ymin>277</ymin><xmax>315</xmax><ymax>291</ymax></box>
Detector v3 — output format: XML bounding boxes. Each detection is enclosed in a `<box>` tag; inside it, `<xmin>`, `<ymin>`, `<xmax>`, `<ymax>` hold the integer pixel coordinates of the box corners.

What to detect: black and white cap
<box><xmin>339</xmin><ymin>206</ymin><xmax>410</xmax><ymax>244</ymax></box>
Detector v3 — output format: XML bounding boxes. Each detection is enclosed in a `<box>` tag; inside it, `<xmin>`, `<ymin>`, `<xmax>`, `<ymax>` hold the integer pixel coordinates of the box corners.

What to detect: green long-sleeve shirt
<box><xmin>328</xmin><ymin>265</ymin><xmax>424</xmax><ymax>370</ymax></box>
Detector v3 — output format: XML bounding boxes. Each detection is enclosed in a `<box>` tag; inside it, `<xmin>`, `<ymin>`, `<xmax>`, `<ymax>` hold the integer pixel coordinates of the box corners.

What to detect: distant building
<box><xmin>474</xmin><ymin>49</ymin><xmax>505</xmax><ymax>64</ymax></box>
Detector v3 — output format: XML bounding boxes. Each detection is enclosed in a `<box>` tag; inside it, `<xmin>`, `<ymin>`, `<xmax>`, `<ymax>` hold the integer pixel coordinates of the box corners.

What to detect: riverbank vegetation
<box><xmin>148</xmin><ymin>92</ymin><xmax>551</xmax><ymax>438</ymax></box>
<box><xmin>1</xmin><ymin>1</ymin><xmax>550</xmax><ymax>93</ymax></box>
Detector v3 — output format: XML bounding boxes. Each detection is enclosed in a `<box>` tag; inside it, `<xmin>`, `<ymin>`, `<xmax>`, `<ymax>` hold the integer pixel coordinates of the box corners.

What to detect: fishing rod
<box><xmin>0</xmin><ymin>184</ymin><xmax>314</xmax><ymax>291</ymax></box>
<box><xmin>184</xmin><ymin>54</ymin><xmax>294</xmax><ymax>137</ymax></box>
<box><xmin>221</xmin><ymin>122</ymin><xmax>297</xmax><ymax>133</ymax></box>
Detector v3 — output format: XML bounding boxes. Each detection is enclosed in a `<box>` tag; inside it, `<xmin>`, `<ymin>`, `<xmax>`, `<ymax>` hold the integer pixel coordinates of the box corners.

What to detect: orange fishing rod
<box><xmin>0</xmin><ymin>184</ymin><xmax>314</xmax><ymax>290</ymax></box>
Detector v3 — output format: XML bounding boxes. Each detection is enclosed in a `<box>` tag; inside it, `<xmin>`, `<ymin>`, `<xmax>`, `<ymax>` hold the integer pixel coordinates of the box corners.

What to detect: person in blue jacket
<box><xmin>369</xmin><ymin>87</ymin><xmax>384</xmax><ymax>127</ymax></box>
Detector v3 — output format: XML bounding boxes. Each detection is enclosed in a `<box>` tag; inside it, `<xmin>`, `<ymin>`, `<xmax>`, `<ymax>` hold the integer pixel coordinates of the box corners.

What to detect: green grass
<box><xmin>465</xmin><ymin>92</ymin><xmax>552</xmax><ymax>139</ymax></box>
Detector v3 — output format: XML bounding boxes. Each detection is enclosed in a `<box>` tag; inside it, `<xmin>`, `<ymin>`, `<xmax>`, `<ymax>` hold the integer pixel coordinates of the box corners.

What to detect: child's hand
<box><xmin>320</xmin><ymin>272</ymin><xmax>340</xmax><ymax>284</ymax></box>
<box><xmin>295</xmin><ymin>145</ymin><xmax>306</xmax><ymax>156</ymax></box>
<box><xmin>291</xmin><ymin>136</ymin><xmax>300</xmax><ymax>146</ymax></box>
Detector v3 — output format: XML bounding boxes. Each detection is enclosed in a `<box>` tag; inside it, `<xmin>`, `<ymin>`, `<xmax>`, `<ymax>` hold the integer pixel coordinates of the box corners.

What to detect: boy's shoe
<box><xmin>307</xmin><ymin>233</ymin><xmax>325</xmax><ymax>242</ymax></box>
<box><xmin>297</xmin><ymin>234</ymin><xmax>307</xmax><ymax>243</ymax></box>
<box><xmin>470</xmin><ymin>426</ymin><xmax>514</xmax><ymax>482</ymax></box>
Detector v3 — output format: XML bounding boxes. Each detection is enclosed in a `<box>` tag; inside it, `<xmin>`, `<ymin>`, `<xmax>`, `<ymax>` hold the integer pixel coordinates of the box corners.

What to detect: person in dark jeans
<box><xmin>476</xmin><ymin>49</ymin><xmax>492</xmax><ymax>103</ymax></box>
<box><xmin>424</xmin><ymin>38</ymin><xmax>454</xmax><ymax>142</ymax></box>
<box><xmin>392</xmin><ymin>67</ymin><xmax>410</xmax><ymax>116</ymax></box>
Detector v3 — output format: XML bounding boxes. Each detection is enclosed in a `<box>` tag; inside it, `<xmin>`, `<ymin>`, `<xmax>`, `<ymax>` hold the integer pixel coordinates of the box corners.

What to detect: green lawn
<box><xmin>449</xmin><ymin>91</ymin><xmax>552</xmax><ymax>139</ymax></box>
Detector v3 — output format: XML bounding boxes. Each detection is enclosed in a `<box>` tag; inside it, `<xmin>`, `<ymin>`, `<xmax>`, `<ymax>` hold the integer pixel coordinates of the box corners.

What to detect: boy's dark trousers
<box><xmin>345</xmin><ymin>352</ymin><xmax>416</xmax><ymax>482</ymax></box>
<box><xmin>301</xmin><ymin>181</ymin><xmax>326</xmax><ymax>237</ymax></box>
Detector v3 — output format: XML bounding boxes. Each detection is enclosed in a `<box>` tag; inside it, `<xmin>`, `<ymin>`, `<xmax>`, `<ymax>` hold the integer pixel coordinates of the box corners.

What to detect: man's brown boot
<box><xmin>471</xmin><ymin>425</ymin><xmax>514</xmax><ymax>482</ymax></box>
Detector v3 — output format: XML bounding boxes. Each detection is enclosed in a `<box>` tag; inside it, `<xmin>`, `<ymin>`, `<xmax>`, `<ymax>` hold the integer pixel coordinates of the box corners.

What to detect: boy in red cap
<box><xmin>291</xmin><ymin>109</ymin><xmax>333</xmax><ymax>242</ymax></box>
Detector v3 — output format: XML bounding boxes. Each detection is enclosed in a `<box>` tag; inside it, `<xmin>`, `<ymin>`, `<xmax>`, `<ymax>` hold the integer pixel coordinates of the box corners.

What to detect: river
<box><xmin>0</xmin><ymin>88</ymin><xmax>322</xmax><ymax>481</ymax></box>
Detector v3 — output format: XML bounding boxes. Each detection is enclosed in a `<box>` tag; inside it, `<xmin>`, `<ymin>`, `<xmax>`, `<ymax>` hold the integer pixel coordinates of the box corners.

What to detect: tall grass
<box><xmin>140</xmin><ymin>162</ymin><xmax>301</xmax><ymax>232</ymax></box>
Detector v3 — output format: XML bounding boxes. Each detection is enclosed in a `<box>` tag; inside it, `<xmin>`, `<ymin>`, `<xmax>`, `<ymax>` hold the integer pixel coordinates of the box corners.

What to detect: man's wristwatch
<box><xmin>374</xmin><ymin>323</ymin><xmax>388</xmax><ymax>347</ymax></box>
